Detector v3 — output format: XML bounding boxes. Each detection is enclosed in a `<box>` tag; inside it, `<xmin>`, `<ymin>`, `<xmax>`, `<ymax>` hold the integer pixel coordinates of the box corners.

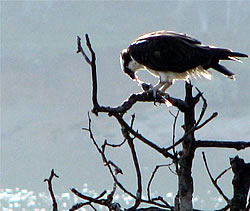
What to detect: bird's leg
<box><xmin>152</xmin><ymin>81</ymin><xmax>166</xmax><ymax>98</ymax></box>
<box><xmin>160</xmin><ymin>81</ymin><xmax>173</xmax><ymax>92</ymax></box>
<box><xmin>152</xmin><ymin>79</ymin><xmax>173</xmax><ymax>98</ymax></box>
<box><xmin>157</xmin><ymin>80</ymin><xmax>173</xmax><ymax>106</ymax></box>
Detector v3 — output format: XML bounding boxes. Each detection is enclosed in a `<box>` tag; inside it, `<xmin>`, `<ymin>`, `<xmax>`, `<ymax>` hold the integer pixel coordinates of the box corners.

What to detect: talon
<box><xmin>152</xmin><ymin>87</ymin><xmax>158</xmax><ymax>98</ymax></box>
<box><xmin>153</xmin><ymin>89</ymin><xmax>157</xmax><ymax>98</ymax></box>
<box><xmin>141</xmin><ymin>83</ymin><xmax>153</xmax><ymax>91</ymax></box>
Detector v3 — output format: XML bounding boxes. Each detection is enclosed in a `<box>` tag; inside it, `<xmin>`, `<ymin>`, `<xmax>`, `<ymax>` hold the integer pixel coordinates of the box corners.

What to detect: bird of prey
<box><xmin>120</xmin><ymin>30</ymin><xmax>248</xmax><ymax>94</ymax></box>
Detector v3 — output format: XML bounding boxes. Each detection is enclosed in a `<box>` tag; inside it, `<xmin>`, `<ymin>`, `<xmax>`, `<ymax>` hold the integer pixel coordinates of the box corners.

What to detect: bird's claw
<box><xmin>152</xmin><ymin>87</ymin><xmax>158</xmax><ymax>99</ymax></box>
<box><xmin>140</xmin><ymin>83</ymin><xmax>170</xmax><ymax>106</ymax></box>
<box><xmin>141</xmin><ymin>82</ymin><xmax>153</xmax><ymax>91</ymax></box>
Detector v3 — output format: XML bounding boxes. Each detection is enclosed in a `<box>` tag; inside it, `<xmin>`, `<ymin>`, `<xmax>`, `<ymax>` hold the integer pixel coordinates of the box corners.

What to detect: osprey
<box><xmin>120</xmin><ymin>31</ymin><xmax>248</xmax><ymax>93</ymax></box>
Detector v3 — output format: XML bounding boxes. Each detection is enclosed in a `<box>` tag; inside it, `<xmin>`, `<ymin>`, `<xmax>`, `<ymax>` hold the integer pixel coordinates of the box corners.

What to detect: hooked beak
<box><xmin>125</xmin><ymin>67</ymin><xmax>138</xmax><ymax>81</ymax></box>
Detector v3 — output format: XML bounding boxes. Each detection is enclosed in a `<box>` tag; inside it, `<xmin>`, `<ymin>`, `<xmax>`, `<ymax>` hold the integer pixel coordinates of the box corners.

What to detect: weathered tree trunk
<box><xmin>230</xmin><ymin>156</ymin><xmax>250</xmax><ymax>211</ymax></box>
<box><xmin>177</xmin><ymin>82</ymin><xmax>196</xmax><ymax>211</ymax></box>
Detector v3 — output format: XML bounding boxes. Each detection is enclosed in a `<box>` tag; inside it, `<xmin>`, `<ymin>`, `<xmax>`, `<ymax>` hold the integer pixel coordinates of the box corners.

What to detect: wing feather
<box><xmin>129</xmin><ymin>32</ymin><xmax>210</xmax><ymax>72</ymax></box>
<box><xmin>133</xmin><ymin>30</ymin><xmax>202</xmax><ymax>45</ymax></box>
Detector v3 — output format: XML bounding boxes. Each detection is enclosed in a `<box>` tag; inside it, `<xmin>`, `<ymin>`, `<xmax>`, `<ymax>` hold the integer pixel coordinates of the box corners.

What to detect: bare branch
<box><xmin>101</xmin><ymin>139</ymin><xmax>126</xmax><ymax>155</ymax></box>
<box><xmin>196</xmin><ymin>140</ymin><xmax>250</xmax><ymax>150</ymax></box>
<box><xmin>82</xmin><ymin>114</ymin><xmax>177</xmax><ymax>210</ymax></box>
<box><xmin>215</xmin><ymin>166</ymin><xmax>232</xmax><ymax>183</ymax></box>
<box><xmin>76</xmin><ymin>36</ymin><xmax>91</xmax><ymax>64</ymax></box>
<box><xmin>77</xmin><ymin>35</ymin><xmax>99</xmax><ymax>114</ymax></box>
<box><xmin>71</xmin><ymin>188</ymin><xmax>107</xmax><ymax>206</ymax></box>
<box><xmin>119</xmin><ymin>114</ymin><xmax>142</xmax><ymax>209</ymax></box>
<box><xmin>202</xmin><ymin>152</ymin><xmax>229</xmax><ymax>202</ymax></box>
<box><xmin>128</xmin><ymin>137</ymin><xmax>142</xmax><ymax>209</ymax></box>
<box><xmin>169</xmin><ymin>110</ymin><xmax>179</xmax><ymax>156</ymax></box>
<box><xmin>69</xmin><ymin>202</ymin><xmax>91</xmax><ymax>211</ymax></box>
<box><xmin>147</xmin><ymin>164</ymin><xmax>173</xmax><ymax>201</ymax></box>
<box><xmin>69</xmin><ymin>191</ymin><xmax>106</xmax><ymax>211</ymax></box>
<box><xmin>89</xmin><ymin>204</ymin><xmax>97</xmax><ymax>211</ymax></box>
<box><xmin>114</xmin><ymin>113</ymin><xmax>175</xmax><ymax>160</ymax></box>
<box><xmin>43</xmin><ymin>169</ymin><xmax>59</xmax><ymax>211</ymax></box>
<box><xmin>195</xmin><ymin>112</ymin><xmax>218</xmax><ymax>130</ymax></box>
<box><xmin>95</xmin><ymin>90</ymin><xmax>187</xmax><ymax>116</ymax></box>
<box><xmin>152</xmin><ymin>196</ymin><xmax>174</xmax><ymax>211</ymax></box>
<box><xmin>194</xmin><ymin>87</ymin><xmax>207</xmax><ymax>127</ymax></box>
<box><xmin>82</xmin><ymin>113</ymin><xmax>137</xmax><ymax>200</ymax></box>
<box><xmin>131</xmin><ymin>113</ymin><xmax>136</xmax><ymax>128</ymax></box>
<box><xmin>165</xmin><ymin>87</ymin><xmax>209</xmax><ymax>152</ymax></box>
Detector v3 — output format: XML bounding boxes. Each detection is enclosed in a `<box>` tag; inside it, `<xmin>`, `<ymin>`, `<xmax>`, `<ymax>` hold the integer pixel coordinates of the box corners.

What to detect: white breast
<box><xmin>146</xmin><ymin>65</ymin><xmax>212</xmax><ymax>82</ymax></box>
<box><xmin>127</xmin><ymin>58</ymin><xmax>144</xmax><ymax>72</ymax></box>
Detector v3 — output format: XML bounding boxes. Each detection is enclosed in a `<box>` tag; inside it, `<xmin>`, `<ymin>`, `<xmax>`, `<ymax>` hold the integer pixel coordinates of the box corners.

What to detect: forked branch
<box><xmin>202</xmin><ymin>152</ymin><xmax>229</xmax><ymax>202</ymax></box>
<box><xmin>44</xmin><ymin>169</ymin><xmax>59</xmax><ymax>211</ymax></box>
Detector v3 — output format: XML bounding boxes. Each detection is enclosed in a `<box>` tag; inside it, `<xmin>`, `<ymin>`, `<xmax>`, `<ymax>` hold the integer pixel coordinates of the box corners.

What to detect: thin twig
<box><xmin>194</xmin><ymin>87</ymin><xmax>207</xmax><ymax>127</ymax></box>
<box><xmin>44</xmin><ymin>169</ymin><xmax>59</xmax><ymax>211</ymax></box>
<box><xmin>131</xmin><ymin>113</ymin><xmax>136</xmax><ymax>128</ymax></box>
<box><xmin>76</xmin><ymin>36</ymin><xmax>91</xmax><ymax>64</ymax></box>
<box><xmin>122</xmin><ymin>117</ymin><xmax>142</xmax><ymax>210</ymax></box>
<box><xmin>83</xmin><ymin>114</ymin><xmax>175</xmax><ymax>210</ymax></box>
<box><xmin>102</xmin><ymin>139</ymin><xmax>127</xmax><ymax>154</ymax></box>
<box><xmin>114</xmin><ymin>113</ymin><xmax>175</xmax><ymax>160</ymax></box>
<box><xmin>71</xmin><ymin>188</ymin><xmax>107</xmax><ymax>206</ymax></box>
<box><xmin>169</xmin><ymin>110</ymin><xmax>179</xmax><ymax>156</ymax></box>
<box><xmin>127</xmin><ymin>137</ymin><xmax>142</xmax><ymax>209</ymax></box>
<box><xmin>69</xmin><ymin>191</ymin><xmax>106</xmax><ymax>211</ymax></box>
<box><xmin>165</xmin><ymin>88</ymin><xmax>208</xmax><ymax>152</ymax></box>
<box><xmin>69</xmin><ymin>201</ymin><xmax>92</xmax><ymax>211</ymax></box>
<box><xmin>147</xmin><ymin>164</ymin><xmax>173</xmax><ymax>201</ymax></box>
<box><xmin>83</xmin><ymin>113</ymin><xmax>136</xmax><ymax>199</ymax></box>
<box><xmin>215</xmin><ymin>166</ymin><xmax>232</xmax><ymax>183</ymax></box>
<box><xmin>77</xmin><ymin>35</ymin><xmax>99</xmax><ymax>114</ymax></box>
<box><xmin>152</xmin><ymin>196</ymin><xmax>174</xmax><ymax>210</ymax></box>
<box><xmin>195</xmin><ymin>112</ymin><xmax>218</xmax><ymax>130</ymax></box>
<box><xmin>202</xmin><ymin>152</ymin><xmax>229</xmax><ymax>202</ymax></box>
<box><xmin>89</xmin><ymin>203</ymin><xmax>97</xmax><ymax>211</ymax></box>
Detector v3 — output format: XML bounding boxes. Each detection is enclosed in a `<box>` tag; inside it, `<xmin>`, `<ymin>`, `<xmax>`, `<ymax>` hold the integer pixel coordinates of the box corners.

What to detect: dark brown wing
<box><xmin>129</xmin><ymin>32</ymin><xmax>211</xmax><ymax>73</ymax></box>
<box><xmin>133</xmin><ymin>30</ymin><xmax>202</xmax><ymax>45</ymax></box>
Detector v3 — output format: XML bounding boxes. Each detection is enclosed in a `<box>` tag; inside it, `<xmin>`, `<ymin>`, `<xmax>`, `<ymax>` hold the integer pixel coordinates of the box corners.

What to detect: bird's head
<box><xmin>120</xmin><ymin>49</ymin><xmax>138</xmax><ymax>81</ymax></box>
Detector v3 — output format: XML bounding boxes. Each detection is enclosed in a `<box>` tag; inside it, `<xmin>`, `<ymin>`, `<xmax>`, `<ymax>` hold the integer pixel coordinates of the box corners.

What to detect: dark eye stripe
<box><xmin>121</xmin><ymin>50</ymin><xmax>132</xmax><ymax>68</ymax></box>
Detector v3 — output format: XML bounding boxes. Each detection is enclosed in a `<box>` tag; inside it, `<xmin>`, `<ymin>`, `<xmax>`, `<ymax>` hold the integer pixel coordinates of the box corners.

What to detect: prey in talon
<box><xmin>120</xmin><ymin>30</ymin><xmax>248</xmax><ymax>103</ymax></box>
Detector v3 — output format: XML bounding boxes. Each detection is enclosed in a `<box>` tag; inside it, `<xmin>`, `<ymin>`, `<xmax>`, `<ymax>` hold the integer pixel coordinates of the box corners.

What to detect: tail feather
<box><xmin>211</xmin><ymin>63</ymin><xmax>235</xmax><ymax>80</ymax></box>
<box><xmin>207</xmin><ymin>47</ymin><xmax>248</xmax><ymax>79</ymax></box>
<box><xmin>211</xmin><ymin>48</ymin><xmax>248</xmax><ymax>60</ymax></box>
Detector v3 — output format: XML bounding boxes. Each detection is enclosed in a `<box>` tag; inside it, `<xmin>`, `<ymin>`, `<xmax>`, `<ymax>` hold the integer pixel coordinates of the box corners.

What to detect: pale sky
<box><xmin>1</xmin><ymin>1</ymin><xmax>250</xmax><ymax>210</ymax></box>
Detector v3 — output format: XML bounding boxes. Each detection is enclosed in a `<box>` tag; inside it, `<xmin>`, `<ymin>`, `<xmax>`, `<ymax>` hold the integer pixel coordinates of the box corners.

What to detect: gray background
<box><xmin>1</xmin><ymin>1</ymin><xmax>250</xmax><ymax>210</ymax></box>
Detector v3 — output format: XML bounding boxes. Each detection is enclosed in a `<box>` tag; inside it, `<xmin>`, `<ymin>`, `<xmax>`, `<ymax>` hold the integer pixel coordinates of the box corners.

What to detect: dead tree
<box><xmin>72</xmin><ymin>34</ymin><xmax>250</xmax><ymax>211</ymax></box>
<box><xmin>45</xmin><ymin>34</ymin><xmax>250</xmax><ymax>211</ymax></box>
